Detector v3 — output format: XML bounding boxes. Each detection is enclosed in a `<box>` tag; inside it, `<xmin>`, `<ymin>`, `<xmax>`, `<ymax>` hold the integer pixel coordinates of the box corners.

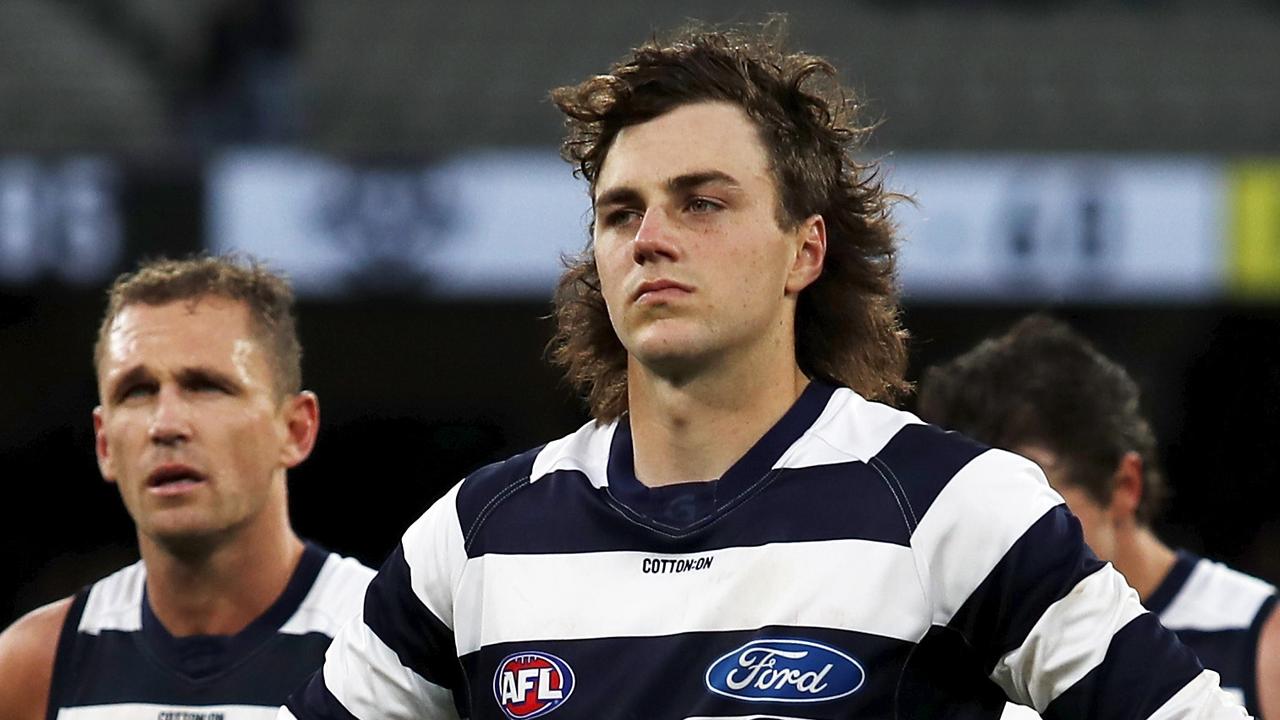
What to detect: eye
<box><xmin>118</xmin><ymin>383</ymin><xmax>156</xmax><ymax>402</ymax></box>
<box><xmin>686</xmin><ymin>197</ymin><xmax>723</xmax><ymax>214</ymax></box>
<box><xmin>602</xmin><ymin>208</ymin><xmax>642</xmax><ymax>228</ymax></box>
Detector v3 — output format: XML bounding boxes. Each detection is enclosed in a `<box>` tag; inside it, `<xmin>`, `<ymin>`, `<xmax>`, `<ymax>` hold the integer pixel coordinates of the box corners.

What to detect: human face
<box><xmin>93</xmin><ymin>297</ymin><xmax>317</xmax><ymax>550</ymax></box>
<box><xmin>1016</xmin><ymin>444</ymin><xmax>1118</xmax><ymax>561</ymax></box>
<box><xmin>592</xmin><ymin>101</ymin><xmax>825</xmax><ymax>377</ymax></box>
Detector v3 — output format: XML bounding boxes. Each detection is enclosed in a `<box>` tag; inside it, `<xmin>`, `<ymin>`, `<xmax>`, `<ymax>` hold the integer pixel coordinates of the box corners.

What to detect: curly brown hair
<box><xmin>94</xmin><ymin>254</ymin><xmax>303</xmax><ymax>398</ymax></box>
<box><xmin>547</xmin><ymin>21</ymin><xmax>909</xmax><ymax>421</ymax></box>
<box><xmin>917</xmin><ymin>314</ymin><xmax>1168</xmax><ymax>526</ymax></box>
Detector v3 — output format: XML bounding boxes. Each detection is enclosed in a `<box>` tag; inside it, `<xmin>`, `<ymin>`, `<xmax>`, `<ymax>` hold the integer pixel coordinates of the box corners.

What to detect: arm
<box><xmin>0</xmin><ymin>598</ymin><xmax>71</xmax><ymax>720</ymax></box>
<box><xmin>1258</xmin><ymin>599</ymin><xmax>1280</xmax><ymax>720</ymax></box>
<box><xmin>284</xmin><ymin>484</ymin><xmax>467</xmax><ymax>720</ymax></box>
<box><xmin>911</xmin><ymin>448</ymin><xmax>1248</xmax><ymax>718</ymax></box>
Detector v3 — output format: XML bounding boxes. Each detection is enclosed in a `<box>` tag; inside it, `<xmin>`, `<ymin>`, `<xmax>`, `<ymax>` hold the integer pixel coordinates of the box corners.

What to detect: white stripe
<box><xmin>57</xmin><ymin>703</ymin><xmax>277</xmax><ymax>720</ymax></box>
<box><xmin>323</xmin><ymin>607</ymin><xmax>459</xmax><ymax>720</ymax></box>
<box><xmin>999</xmin><ymin>702</ymin><xmax>1042</xmax><ymax>720</ymax></box>
<box><xmin>776</xmin><ymin>388</ymin><xmax>922</xmax><ymax>469</ymax></box>
<box><xmin>530</xmin><ymin>417</ymin><xmax>617</xmax><ymax>487</ymax></box>
<box><xmin>452</xmin><ymin>539</ymin><xmax>929</xmax><ymax>655</ymax></box>
<box><xmin>990</xmin><ymin>565</ymin><xmax>1146</xmax><ymax>712</ymax></box>
<box><xmin>279</xmin><ymin>553</ymin><xmax>375</xmax><ymax>636</ymax></box>
<box><xmin>1160</xmin><ymin>557</ymin><xmax>1276</xmax><ymax>632</ymax></box>
<box><xmin>78</xmin><ymin>561</ymin><xmax>145</xmax><ymax>635</ymax></box>
<box><xmin>402</xmin><ymin>482</ymin><xmax>467</xmax><ymax>630</ymax></box>
<box><xmin>276</xmin><ymin>708</ymin><xmax>297</xmax><ymax>720</ymax></box>
<box><xmin>1147</xmin><ymin>669</ymin><xmax>1249</xmax><ymax>718</ymax></box>
<box><xmin>910</xmin><ymin>448</ymin><xmax>1063</xmax><ymax>626</ymax></box>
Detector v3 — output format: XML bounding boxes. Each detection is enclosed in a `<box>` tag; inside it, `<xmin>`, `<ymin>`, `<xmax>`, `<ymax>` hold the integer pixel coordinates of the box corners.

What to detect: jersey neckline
<box><xmin>139</xmin><ymin>541</ymin><xmax>327</xmax><ymax>682</ymax></box>
<box><xmin>603</xmin><ymin>380</ymin><xmax>837</xmax><ymax>533</ymax></box>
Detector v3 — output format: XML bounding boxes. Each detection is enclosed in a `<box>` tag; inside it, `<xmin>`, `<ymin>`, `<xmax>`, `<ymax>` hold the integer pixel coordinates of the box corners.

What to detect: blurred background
<box><xmin>3</xmin><ymin>0</ymin><xmax>1280</xmax><ymax>625</ymax></box>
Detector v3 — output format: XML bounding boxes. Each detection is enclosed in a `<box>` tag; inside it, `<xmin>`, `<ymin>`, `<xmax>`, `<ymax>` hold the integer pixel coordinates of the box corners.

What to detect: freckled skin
<box><xmin>592</xmin><ymin>101</ymin><xmax>814</xmax><ymax>381</ymax></box>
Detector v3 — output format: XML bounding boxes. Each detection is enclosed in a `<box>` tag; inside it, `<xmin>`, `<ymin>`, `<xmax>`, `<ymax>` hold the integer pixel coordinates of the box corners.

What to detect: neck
<box><xmin>1110</xmin><ymin>524</ymin><xmax>1177</xmax><ymax>603</ymax></box>
<box><xmin>627</xmin><ymin>354</ymin><xmax>809</xmax><ymax>487</ymax></box>
<box><xmin>139</xmin><ymin>509</ymin><xmax>304</xmax><ymax>637</ymax></box>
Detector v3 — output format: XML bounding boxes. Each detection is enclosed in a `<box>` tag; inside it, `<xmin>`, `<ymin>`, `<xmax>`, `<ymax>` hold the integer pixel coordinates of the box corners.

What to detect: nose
<box><xmin>632</xmin><ymin>208</ymin><xmax>680</xmax><ymax>265</ymax></box>
<box><xmin>148</xmin><ymin>385</ymin><xmax>192</xmax><ymax>446</ymax></box>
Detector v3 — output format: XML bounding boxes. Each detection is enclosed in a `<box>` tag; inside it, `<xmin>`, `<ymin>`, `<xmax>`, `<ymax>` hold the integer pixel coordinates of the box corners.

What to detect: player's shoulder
<box><xmin>0</xmin><ymin>596</ymin><xmax>74</xmax><ymax>720</ymax></box>
<box><xmin>456</xmin><ymin>418</ymin><xmax>614</xmax><ymax>508</ymax></box>
<box><xmin>1158</xmin><ymin>551</ymin><xmax>1277</xmax><ymax>630</ymax></box>
<box><xmin>283</xmin><ymin>548</ymin><xmax>376</xmax><ymax>638</ymax></box>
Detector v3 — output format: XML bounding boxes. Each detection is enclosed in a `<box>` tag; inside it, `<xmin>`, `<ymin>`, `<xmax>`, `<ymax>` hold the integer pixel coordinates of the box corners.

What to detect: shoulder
<box><xmin>795</xmin><ymin>389</ymin><xmax>1051</xmax><ymax>529</ymax></box>
<box><xmin>0</xmin><ymin>597</ymin><xmax>74</xmax><ymax>720</ymax></box>
<box><xmin>453</xmin><ymin>419</ymin><xmax>616</xmax><ymax>534</ymax></box>
<box><xmin>1158</xmin><ymin>553</ymin><xmax>1277</xmax><ymax>631</ymax></box>
<box><xmin>283</xmin><ymin>551</ymin><xmax>377</xmax><ymax>639</ymax></box>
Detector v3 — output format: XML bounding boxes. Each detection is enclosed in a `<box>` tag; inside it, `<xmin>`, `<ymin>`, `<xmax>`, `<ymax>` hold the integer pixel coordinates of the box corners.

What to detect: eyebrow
<box><xmin>594</xmin><ymin>170</ymin><xmax>743</xmax><ymax>209</ymax></box>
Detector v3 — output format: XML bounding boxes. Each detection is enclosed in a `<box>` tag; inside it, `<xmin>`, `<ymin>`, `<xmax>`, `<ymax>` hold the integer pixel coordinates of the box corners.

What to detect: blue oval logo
<box><xmin>705</xmin><ymin>639</ymin><xmax>864</xmax><ymax>703</ymax></box>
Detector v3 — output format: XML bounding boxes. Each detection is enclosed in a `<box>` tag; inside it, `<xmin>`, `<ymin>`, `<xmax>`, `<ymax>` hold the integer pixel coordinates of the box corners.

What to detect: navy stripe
<box><xmin>1173</xmin><ymin>627</ymin><xmax>1252</xmax><ymax>693</ymax></box>
<box><xmin>897</xmin><ymin>625</ymin><xmax>1010</xmax><ymax>719</ymax></box>
<box><xmin>454</xmin><ymin>445</ymin><xmax>541</xmax><ymax>547</ymax></box>
<box><xmin>873</xmin><ymin>423</ymin><xmax>988</xmax><ymax>532</ymax></box>
<box><xmin>462</xmin><ymin>626</ymin><xmax>911</xmax><ymax>720</ymax></box>
<box><xmin>46</xmin><ymin>591</ymin><xmax>90</xmax><ymax>720</ymax></box>
<box><xmin>287</xmin><ymin>670</ymin><xmax>362</xmax><ymax>720</ymax></box>
<box><xmin>52</xmin><ymin>629</ymin><xmax>333</xmax><ymax>706</ymax></box>
<box><xmin>363</xmin><ymin>544</ymin><xmax>463</xmax><ymax>692</ymax></box>
<box><xmin>948</xmin><ymin>504</ymin><xmax>1103</xmax><ymax>672</ymax></box>
<box><xmin>1042</xmin><ymin>612</ymin><xmax>1203</xmax><ymax>720</ymax></box>
<box><xmin>1144</xmin><ymin>550</ymin><xmax>1198</xmax><ymax>615</ymax></box>
<box><xmin>462</xmin><ymin>458</ymin><xmax>917</xmax><ymax>558</ymax></box>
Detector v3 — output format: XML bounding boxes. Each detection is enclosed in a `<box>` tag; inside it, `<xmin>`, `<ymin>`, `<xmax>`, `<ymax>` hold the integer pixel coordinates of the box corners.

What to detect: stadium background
<box><xmin>3</xmin><ymin>0</ymin><xmax>1279</xmax><ymax>626</ymax></box>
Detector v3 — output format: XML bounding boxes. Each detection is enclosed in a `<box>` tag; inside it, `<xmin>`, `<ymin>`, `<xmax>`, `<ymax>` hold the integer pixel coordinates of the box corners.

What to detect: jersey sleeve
<box><xmin>909</xmin><ymin>448</ymin><xmax>1249</xmax><ymax>718</ymax></box>
<box><xmin>284</xmin><ymin>482</ymin><xmax>468</xmax><ymax>720</ymax></box>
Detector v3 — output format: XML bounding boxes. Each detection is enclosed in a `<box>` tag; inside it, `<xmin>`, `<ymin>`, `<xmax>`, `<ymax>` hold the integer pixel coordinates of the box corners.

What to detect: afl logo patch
<box><xmin>705</xmin><ymin>638</ymin><xmax>865</xmax><ymax>703</ymax></box>
<box><xmin>493</xmin><ymin>651</ymin><xmax>575</xmax><ymax>719</ymax></box>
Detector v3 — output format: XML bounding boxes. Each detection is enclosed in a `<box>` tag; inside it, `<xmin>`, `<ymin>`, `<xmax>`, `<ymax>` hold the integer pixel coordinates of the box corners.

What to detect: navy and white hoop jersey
<box><xmin>1147</xmin><ymin>551</ymin><xmax>1278</xmax><ymax>716</ymax></box>
<box><xmin>285</xmin><ymin>383</ymin><xmax>1245</xmax><ymax>719</ymax></box>
<box><xmin>50</xmin><ymin>542</ymin><xmax>374</xmax><ymax>720</ymax></box>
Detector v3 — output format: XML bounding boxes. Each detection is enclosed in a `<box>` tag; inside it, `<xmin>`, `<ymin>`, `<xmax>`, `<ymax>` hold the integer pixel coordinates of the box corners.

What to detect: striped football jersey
<box><xmin>285</xmin><ymin>383</ymin><xmax>1246</xmax><ymax>719</ymax></box>
<box><xmin>49</xmin><ymin>543</ymin><xmax>374</xmax><ymax>720</ymax></box>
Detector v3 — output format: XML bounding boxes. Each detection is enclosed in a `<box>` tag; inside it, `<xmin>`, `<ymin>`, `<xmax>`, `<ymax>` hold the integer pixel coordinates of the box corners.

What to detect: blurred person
<box><xmin>918</xmin><ymin>314</ymin><xmax>1278</xmax><ymax>719</ymax></box>
<box><xmin>0</xmin><ymin>256</ymin><xmax>375</xmax><ymax>720</ymax></box>
<box><xmin>285</xmin><ymin>23</ymin><xmax>1247</xmax><ymax>719</ymax></box>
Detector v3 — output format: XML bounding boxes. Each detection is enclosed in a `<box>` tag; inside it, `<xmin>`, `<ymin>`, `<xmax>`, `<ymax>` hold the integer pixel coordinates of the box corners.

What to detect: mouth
<box><xmin>633</xmin><ymin>279</ymin><xmax>693</xmax><ymax>303</ymax></box>
<box><xmin>146</xmin><ymin>464</ymin><xmax>207</xmax><ymax>492</ymax></box>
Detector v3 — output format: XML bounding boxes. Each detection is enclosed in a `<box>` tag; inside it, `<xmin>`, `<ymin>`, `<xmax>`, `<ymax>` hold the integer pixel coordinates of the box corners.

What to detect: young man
<box><xmin>285</xmin><ymin>26</ymin><xmax>1247</xmax><ymax>718</ymax></box>
<box><xmin>918</xmin><ymin>314</ymin><xmax>1279</xmax><ymax>719</ymax></box>
<box><xmin>0</xmin><ymin>256</ymin><xmax>374</xmax><ymax>720</ymax></box>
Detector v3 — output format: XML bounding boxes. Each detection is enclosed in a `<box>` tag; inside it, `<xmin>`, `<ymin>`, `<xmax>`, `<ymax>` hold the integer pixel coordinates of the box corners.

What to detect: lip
<box><xmin>146</xmin><ymin>463</ymin><xmax>207</xmax><ymax>495</ymax></box>
<box><xmin>633</xmin><ymin>279</ymin><xmax>693</xmax><ymax>303</ymax></box>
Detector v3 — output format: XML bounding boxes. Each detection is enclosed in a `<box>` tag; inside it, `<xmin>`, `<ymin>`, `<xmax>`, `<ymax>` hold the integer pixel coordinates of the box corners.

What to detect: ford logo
<box><xmin>705</xmin><ymin>639</ymin><xmax>865</xmax><ymax>703</ymax></box>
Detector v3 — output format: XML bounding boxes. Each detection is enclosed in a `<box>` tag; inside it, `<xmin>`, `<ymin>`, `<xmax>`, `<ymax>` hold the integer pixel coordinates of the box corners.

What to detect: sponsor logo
<box><xmin>494</xmin><ymin>651</ymin><xmax>575</xmax><ymax>719</ymax></box>
<box><xmin>156</xmin><ymin>713</ymin><xmax>224</xmax><ymax>720</ymax></box>
<box><xmin>705</xmin><ymin>639</ymin><xmax>864</xmax><ymax>703</ymax></box>
<box><xmin>642</xmin><ymin>556</ymin><xmax>714</xmax><ymax>574</ymax></box>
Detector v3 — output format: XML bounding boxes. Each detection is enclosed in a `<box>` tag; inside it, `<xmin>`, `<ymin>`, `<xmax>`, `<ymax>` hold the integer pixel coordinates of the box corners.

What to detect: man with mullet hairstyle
<box><xmin>285</xmin><ymin>22</ymin><xmax>1248</xmax><ymax>719</ymax></box>
<box><xmin>919</xmin><ymin>314</ymin><xmax>1278</xmax><ymax>719</ymax></box>
<box><xmin>0</xmin><ymin>255</ymin><xmax>373</xmax><ymax>720</ymax></box>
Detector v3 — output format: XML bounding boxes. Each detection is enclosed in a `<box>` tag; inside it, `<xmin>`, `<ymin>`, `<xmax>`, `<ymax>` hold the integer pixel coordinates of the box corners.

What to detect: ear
<box><xmin>279</xmin><ymin>391</ymin><xmax>320</xmax><ymax>469</ymax></box>
<box><xmin>93</xmin><ymin>406</ymin><xmax>116</xmax><ymax>484</ymax></box>
<box><xmin>785</xmin><ymin>214</ymin><xmax>827</xmax><ymax>295</ymax></box>
<box><xmin>1108</xmin><ymin>451</ymin><xmax>1144</xmax><ymax>523</ymax></box>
